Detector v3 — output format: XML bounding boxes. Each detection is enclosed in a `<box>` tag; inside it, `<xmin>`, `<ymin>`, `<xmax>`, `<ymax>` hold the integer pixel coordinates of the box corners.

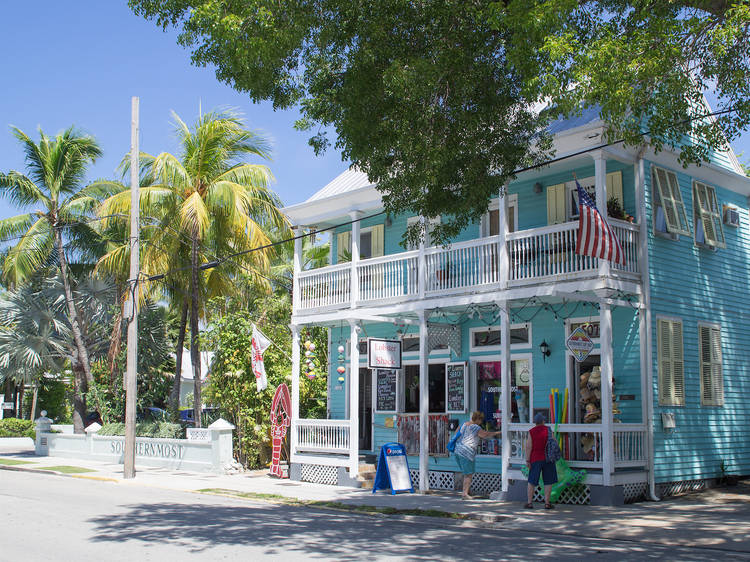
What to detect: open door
<box><xmin>358</xmin><ymin>367</ymin><xmax>372</xmax><ymax>451</ymax></box>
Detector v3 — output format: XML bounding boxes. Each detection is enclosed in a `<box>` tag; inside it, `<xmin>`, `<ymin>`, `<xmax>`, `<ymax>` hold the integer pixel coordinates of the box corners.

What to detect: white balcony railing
<box><xmin>425</xmin><ymin>236</ymin><xmax>499</xmax><ymax>294</ymax></box>
<box><xmin>297</xmin><ymin>262</ymin><xmax>351</xmax><ymax>310</ymax></box>
<box><xmin>296</xmin><ymin>221</ymin><xmax>640</xmax><ymax>311</ymax></box>
<box><xmin>294</xmin><ymin>419</ymin><xmax>350</xmax><ymax>454</ymax></box>
<box><xmin>613</xmin><ymin>424</ymin><xmax>647</xmax><ymax>467</ymax></box>
<box><xmin>357</xmin><ymin>251</ymin><xmax>419</xmax><ymax>302</ymax></box>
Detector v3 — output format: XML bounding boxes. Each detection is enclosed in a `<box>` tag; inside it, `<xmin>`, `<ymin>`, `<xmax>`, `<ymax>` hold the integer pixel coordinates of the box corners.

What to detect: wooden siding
<box><xmin>645</xmin><ymin>160</ymin><xmax>750</xmax><ymax>482</ymax></box>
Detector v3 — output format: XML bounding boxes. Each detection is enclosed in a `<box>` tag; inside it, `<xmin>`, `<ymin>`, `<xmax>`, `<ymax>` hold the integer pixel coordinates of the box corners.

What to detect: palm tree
<box><xmin>0</xmin><ymin>127</ymin><xmax>107</xmax><ymax>428</ymax></box>
<box><xmin>99</xmin><ymin>110</ymin><xmax>289</xmax><ymax>425</ymax></box>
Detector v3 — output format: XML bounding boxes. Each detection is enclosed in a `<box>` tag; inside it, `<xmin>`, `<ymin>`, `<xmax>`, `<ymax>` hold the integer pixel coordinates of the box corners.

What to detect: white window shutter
<box><xmin>370</xmin><ymin>224</ymin><xmax>385</xmax><ymax>257</ymax></box>
<box><xmin>699</xmin><ymin>325</ymin><xmax>724</xmax><ymax>406</ymax></box>
<box><xmin>606</xmin><ymin>171</ymin><xmax>624</xmax><ymax>209</ymax></box>
<box><xmin>337</xmin><ymin>231</ymin><xmax>351</xmax><ymax>262</ymax></box>
<box><xmin>653</xmin><ymin>167</ymin><xmax>691</xmax><ymax>236</ymax></box>
<box><xmin>658</xmin><ymin>318</ymin><xmax>685</xmax><ymax>406</ymax></box>
<box><xmin>547</xmin><ymin>183</ymin><xmax>565</xmax><ymax>225</ymax></box>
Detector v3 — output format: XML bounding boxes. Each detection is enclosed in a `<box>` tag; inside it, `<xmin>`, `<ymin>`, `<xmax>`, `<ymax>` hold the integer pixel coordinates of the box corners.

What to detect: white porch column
<box><xmin>292</xmin><ymin>226</ymin><xmax>302</xmax><ymax>314</ymax></box>
<box><xmin>599</xmin><ymin>301</ymin><xmax>614</xmax><ymax>487</ymax></box>
<box><xmin>593</xmin><ymin>152</ymin><xmax>610</xmax><ymax>278</ymax></box>
<box><xmin>350</xmin><ymin>211</ymin><xmax>362</xmax><ymax>308</ymax></box>
<box><xmin>290</xmin><ymin>324</ymin><xmax>301</xmax><ymax>459</ymax></box>
<box><xmin>418</xmin><ymin>219</ymin><xmax>427</xmax><ymax>299</ymax></box>
<box><xmin>418</xmin><ymin>309</ymin><xmax>429</xmax><ymax>492</ymax></box>
<box><xmin>499</xmin><ymin>301</ymin><xmax>511</xmax><ymax>492</ymax></box>
<box><xmin>348</xmin><ymin>320</ymin><xmax>360</xmax><ymax>476</ymax></box>
<box><xmin>498</xmin><ymin>184</ymin><xmax>509</xmax><ymax>288</ymax></box>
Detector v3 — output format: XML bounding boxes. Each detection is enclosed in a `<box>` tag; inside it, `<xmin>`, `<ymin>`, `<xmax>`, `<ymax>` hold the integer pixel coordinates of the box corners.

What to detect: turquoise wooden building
<box><xmin>284</xmin><ymin>106</ymin><xmax>750</xmax><ymax>504</ymax></box>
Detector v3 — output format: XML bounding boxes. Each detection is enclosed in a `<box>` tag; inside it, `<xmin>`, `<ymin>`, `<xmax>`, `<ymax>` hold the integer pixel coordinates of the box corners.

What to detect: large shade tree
<box><xmin>0</xmin><ymin>127</ymin><xmax>109</xmax><ymax>429</ymax></box>
<box><xmin>99</xmin><ymin>110</ymin><xmax>289</xmax><ymax>425</ymax></box>
<box><xmin>130</xmin><ymin>0</ymin><xmax>750</xmax><ymax>244</ymax></box>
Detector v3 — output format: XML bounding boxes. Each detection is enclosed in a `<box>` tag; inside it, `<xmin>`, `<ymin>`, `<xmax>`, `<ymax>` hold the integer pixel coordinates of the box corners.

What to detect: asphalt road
<box><xmin>0</xmin><ymin>470</ymin><xmax>744</xmax><ymax>561</ymax></box>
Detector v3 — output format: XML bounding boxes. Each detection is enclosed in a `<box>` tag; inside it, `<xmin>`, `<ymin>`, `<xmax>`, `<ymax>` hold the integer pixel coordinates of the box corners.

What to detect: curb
<box><xmin>0</xmin><ymin>463</ymin><xmax>119</xmax><ymax>483</ymax></box>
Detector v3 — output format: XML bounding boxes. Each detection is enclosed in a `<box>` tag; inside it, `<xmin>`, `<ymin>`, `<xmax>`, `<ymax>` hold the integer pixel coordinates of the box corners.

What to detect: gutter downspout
<box><xmin>635</xmin><ymin>152</ymin><xmax>660</xmax><ymax>501</ymax></box>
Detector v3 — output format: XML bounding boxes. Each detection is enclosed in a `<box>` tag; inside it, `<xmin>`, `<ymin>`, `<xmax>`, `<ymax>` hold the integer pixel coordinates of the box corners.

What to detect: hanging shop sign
<box><xmin>374</xmin><ymin>369</ymin><xmax>399</xmax><ymax>413</ymax></box>
<box><xmin>368</xmin><ymin>338</ymin><xmax>402</xmax><ymax>369</ymax></box>
<box><xmin>566</xmin><ymin>326</ymin><xmax>595</xmax><ymax>362</ymax></box>
<box><xmin>372</xmin><ymin>442</ymin><xmax>414</xmax><ymax>495</ymax></box>
<box><xmin>446</xmin><ymin>362</ymin><xmax>467</xmax><ymax>413</ymax></box>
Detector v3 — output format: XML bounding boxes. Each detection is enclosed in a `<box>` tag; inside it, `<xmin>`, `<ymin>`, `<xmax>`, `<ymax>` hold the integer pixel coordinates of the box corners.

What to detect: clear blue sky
<box><xmin>2</xmin><ymin>2</ymin><xmax>748</xmax><ymax>225</ymax></box>
<box><xmin>0</xmin><ymin>1</ymin><xmax>347</xmax><ymax>221</ymax></box>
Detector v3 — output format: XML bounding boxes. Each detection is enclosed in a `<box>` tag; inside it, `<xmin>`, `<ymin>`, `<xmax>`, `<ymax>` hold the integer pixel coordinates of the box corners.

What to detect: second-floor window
<box><xmin>693</xmin><ymin>181</ymin><xmax>725</xmax><ymax>249</ymax></box>
<box><xmin>652</xmin><ymin>166</ymin><xmax>691</xmax><ymax>237</ymax></box>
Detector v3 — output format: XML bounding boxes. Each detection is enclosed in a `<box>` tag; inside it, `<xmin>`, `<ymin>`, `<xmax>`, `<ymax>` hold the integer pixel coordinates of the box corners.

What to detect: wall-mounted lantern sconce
<box><xmin>539</xmin><ymin>340</ymin><xmax>551</xmax><ymax>361</ymax></box>
<box><xmin>534</xmin><ymin>182</ymin><xmax>543</xmax><ymax>194</ymax></box>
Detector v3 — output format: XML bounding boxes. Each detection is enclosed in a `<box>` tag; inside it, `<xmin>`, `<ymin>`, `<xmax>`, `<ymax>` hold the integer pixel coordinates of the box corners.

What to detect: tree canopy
<box><xmin>130</xmin><ymin>0</ymin><xmax>750</xmax><ymax>243</ymax></box>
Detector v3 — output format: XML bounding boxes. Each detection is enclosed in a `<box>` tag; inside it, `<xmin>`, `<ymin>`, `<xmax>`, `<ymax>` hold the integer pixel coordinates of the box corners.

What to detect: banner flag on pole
<box><xmin>251</xmin><ymin>325</ymin><xmax>272</xmax><ymax>392</ymax></box>
<box><xmin>575</xmin><ymin>177</ymin><xmax>626</xmax><ymax>266</ymax></box>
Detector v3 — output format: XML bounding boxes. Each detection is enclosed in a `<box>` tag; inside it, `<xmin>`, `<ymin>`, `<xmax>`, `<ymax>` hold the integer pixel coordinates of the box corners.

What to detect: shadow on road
<box><xmin>86</xmin><ymin>497</ymin><xmax>748</xmax><ymax>560</ymax></box>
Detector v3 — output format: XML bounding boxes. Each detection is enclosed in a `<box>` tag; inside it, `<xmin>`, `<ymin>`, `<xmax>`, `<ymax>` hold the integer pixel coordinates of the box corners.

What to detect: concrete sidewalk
<box><xmin>2</xmin><ymin>439</ymin><xmax>749</xmax><ymax>553</ymax></box>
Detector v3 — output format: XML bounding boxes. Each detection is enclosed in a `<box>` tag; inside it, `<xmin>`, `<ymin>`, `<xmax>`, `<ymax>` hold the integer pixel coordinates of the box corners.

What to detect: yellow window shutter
<box><xmin>606</xmin><ymin>171</ymin><xmax>623</xmax><ymax>208</ymax></box>
<box><xmin>337</xmin><ymin>231</ymin><xmax>351</xmax><ymax>262</ymax></box>
<box><xmin>547</xmin><ymin>183</ymin><xmax>565</xmax><ymax>225</ymax></box>
<box><xmin>653</xmin><ymin>167</ymin><xmax>691</xmax><ymax>236</ymax></box>
<box><xmin>371</xmin><ymin>224</ymin><xmax>384</xmax><ymax>257</ymax></box>
<box><xmin>671</xmin><ymin>320</ymin><xmax>685</xmax><ymax>406</ymax></box>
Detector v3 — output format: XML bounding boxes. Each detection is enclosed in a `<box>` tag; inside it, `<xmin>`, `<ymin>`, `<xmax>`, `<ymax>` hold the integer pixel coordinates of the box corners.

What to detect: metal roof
<box><xmin>306</xmin><ymin>166</ymin><xmax>373</xmax><ymax>202</ymax></box>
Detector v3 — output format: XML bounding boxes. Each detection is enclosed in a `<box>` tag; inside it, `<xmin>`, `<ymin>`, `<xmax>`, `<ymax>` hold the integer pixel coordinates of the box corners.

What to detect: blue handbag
<box><xmin>446</xmin><ymin>424</ymin><xmax>463</xmax><ymax>453</ymax></box>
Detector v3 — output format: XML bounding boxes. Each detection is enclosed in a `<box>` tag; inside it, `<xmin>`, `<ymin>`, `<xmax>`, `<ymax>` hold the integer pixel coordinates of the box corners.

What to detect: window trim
<box><xmin>406</xmin><ymin>216</ymin><xmax>441</xmax><ymax>249</ymax></box>
<box><xmin>651</xmin><ymin>165</ymin><xmax>691</xmax><ymax>237</ymax></box>
<box><xmin>401</xmin><ymin>358</ymin><xmax>449</xmax><ymax>414</ymax></box>
<box><xmin>468</xmin><ymin>323</ymin><xmax>532</xmax><ymax>353</ymax></box>
<box><xmin>657</xmin><ymin>316</ymin><xmax>686</xmax><ymax>407</ymax></box>
<box><xmin>698</xmin><ymin>322</ymin><xmax>724</xmax><ymax>407</ymax></box>
<box><xmin>692</xmin><ymin>181</ymin><xmax>726</xmax><ymax>249</ymax></box>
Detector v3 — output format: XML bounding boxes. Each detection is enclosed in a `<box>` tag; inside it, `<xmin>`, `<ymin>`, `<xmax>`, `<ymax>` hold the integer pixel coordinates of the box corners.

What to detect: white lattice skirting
<box><xmin>409</xmin><ymin>469</ymin><xmax>455</xmax><ymax>490</ymax></box>
<box><xmin>299</xmin><ymin>464</ymin><xmax>338</xmax><ymax>486</ymax></box>
<box><xmin>470</xmin><ymin>473</ymin><xmax>501</xmax><ymax>496</ymax></box>
<box><xmin>623</xmin><ymin>482</ymin><xmax>648</xmax><ymax>503</ymax></box>
<box><xmin>658</xmin><ymin>479</ymin><xmax>708</xmax><ymax>498</ymax></box>
<box><xmin>532</xmin><ymin>483</ymin><xmax>591</xmax><ymax>505</ymax></box>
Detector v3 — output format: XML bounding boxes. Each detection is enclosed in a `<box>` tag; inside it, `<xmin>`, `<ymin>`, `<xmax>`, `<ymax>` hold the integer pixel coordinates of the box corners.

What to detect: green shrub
<box><xmin>97</xmin><ymin>421</ymin><xmax>183</xmax><ymax>439</ymax></box>
<box><xmin>0</xmin><ymin>418</ymin><xmax>35</xmax><ymax>438</ymax></box>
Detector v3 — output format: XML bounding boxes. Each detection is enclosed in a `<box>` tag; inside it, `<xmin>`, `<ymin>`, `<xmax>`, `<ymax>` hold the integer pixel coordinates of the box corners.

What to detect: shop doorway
<box><xmin>568</xmin><ymin>353</ymin><xmax>601</xmax><ymax>462</ymax></box>
<box><xmin>358</xmin><ymin>368</ymin><xmax>372</xmax><ymax>451</ymax></box>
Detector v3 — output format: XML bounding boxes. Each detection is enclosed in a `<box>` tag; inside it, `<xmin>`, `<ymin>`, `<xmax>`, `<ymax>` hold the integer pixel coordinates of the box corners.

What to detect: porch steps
<box><xmin>355</xmin><ymin>462</ymin><xmax>377</xmax><ymax>490</ymax></box>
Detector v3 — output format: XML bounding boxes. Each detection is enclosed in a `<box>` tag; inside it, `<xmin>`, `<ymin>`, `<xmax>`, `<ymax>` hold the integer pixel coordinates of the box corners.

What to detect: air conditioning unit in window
<box><xmin>724</xmin><ymin>206</ymin><xmax>740</xmax><ymax>227</ymax></box>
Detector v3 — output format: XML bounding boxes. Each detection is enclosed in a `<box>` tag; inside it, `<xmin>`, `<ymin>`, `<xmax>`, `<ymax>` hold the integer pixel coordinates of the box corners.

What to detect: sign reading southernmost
<box><xmin>368</xmin><ymin>338</ymin><xmax>402</xmax><ymax>369</ymax></box>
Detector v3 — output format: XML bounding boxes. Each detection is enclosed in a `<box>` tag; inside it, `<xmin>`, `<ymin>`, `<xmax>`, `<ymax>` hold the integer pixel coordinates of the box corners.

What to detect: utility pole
<box><xmin>124</xmin><ymin>96</ymin><xmax>140</xmax><ymax>479</ymax></box>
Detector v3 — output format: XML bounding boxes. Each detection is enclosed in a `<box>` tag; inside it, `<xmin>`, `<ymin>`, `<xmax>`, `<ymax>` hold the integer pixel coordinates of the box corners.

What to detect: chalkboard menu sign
<box><xmin>446</xmin><ymin>362</ymin><xmax>467</xmax><ymax>413</ymax></box>
<box><xmin>375</xmin><ymin>369</ymin><xmax>398</xmax><ymax>413</ymax></box>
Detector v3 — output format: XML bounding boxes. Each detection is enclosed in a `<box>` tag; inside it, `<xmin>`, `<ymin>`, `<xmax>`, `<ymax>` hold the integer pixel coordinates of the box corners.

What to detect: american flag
<box><xmin>575</xmin><ymin>178</ymin><xmax>626</xmax><ymax>265</ymax></box>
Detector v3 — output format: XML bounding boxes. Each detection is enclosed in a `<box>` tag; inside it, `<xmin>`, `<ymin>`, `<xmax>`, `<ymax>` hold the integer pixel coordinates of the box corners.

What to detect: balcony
<box><xmin>296</xmin><ymin>220</ymin><xmax>640</xmax><ymax>313</ymax></box>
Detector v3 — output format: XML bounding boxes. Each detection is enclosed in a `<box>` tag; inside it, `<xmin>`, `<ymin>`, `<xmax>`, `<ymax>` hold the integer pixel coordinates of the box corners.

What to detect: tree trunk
<box><xmin>30</xmin><ymin>384</ymin><xmax>39</xmax><ymax>421</ymax></box>
<box><xmin>169</xmin><ymin>299</ymin><xmax>189</xmax><ymax>412</ymax></box>
<box><xmin>71</xmin><ymin>359</ymin><xmax>87</xmax><ymax>434</ymax></box>
<box><xmin>55</xmin><ymin>229</ymin><xmax>93</xmax><ymax>384</ymax></box>
<box><xmin>190</xmin><ymin>234</ymin><xmax>202</xmax><ymax>428</ymax></box>
<box><xmin>17</xmin><ymin>386</ymin><xmax>24</xmax><ymax>419</ymax></box>
<box><xmin>107</xmin><ymin>291</ymin><xmax>125</xmax><ymax>386</ymax></box>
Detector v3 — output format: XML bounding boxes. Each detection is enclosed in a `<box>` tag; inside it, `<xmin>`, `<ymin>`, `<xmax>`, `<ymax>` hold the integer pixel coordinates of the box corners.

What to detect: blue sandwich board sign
<box><xmin>372</xmin><ymin>442</ymin><xmax>414</xmax><ymax>494</ymax></box>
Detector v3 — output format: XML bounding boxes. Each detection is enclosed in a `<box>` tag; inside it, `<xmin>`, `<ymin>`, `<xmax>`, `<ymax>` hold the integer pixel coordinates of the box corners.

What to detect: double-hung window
<box><xmin>693</xmin><ymin>181</ymin><xmax>726</xmax><ymax>248</ymax></box>
<box><xmin>652</xmin><ymin>166</ymin><xmax>691</xmax><ymax>236</ymax></box>
<box><xmin>698</xmin><ymin>323</ymin><xmax>724</xmax><ymax>406</ymax></box>
<box><xmin>657</xmin><ymin>317</ymin><xmax>685</xmax><ymax>406</ymax></box>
